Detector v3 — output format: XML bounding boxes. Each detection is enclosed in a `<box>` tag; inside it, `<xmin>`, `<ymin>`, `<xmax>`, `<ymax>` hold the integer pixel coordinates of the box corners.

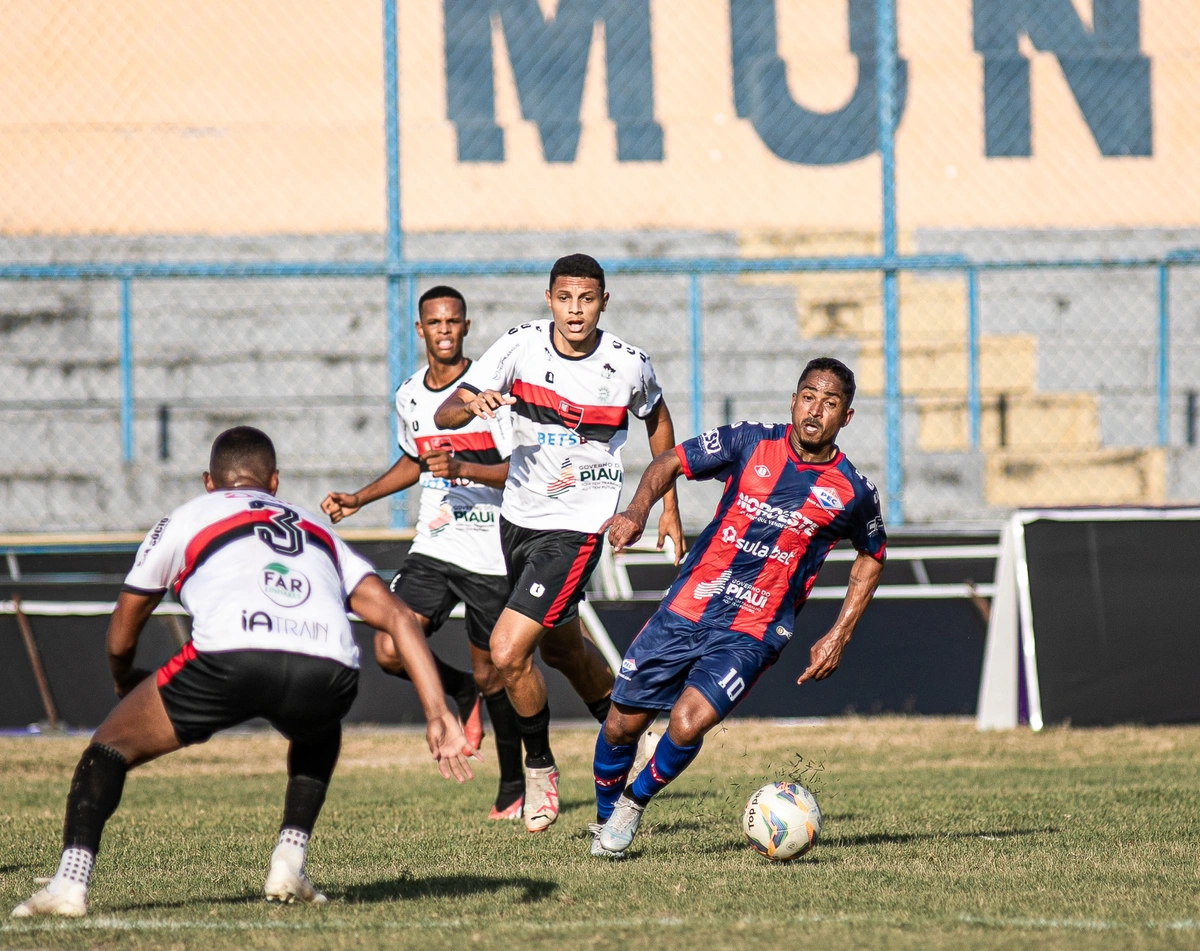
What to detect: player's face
<box><xmin>791</xmin><ymin>371</ymin><xmax>853</xmax><ymax>452</ymax></box>
<box><xmin>417</xmin><ymin>298</ymin><xmax>468</xmax><ymax>365</ymax></box>
<box><xmin>546</xmin><ymin>277</ymin><xmax>607</xmax><ymax>347</ymax></box>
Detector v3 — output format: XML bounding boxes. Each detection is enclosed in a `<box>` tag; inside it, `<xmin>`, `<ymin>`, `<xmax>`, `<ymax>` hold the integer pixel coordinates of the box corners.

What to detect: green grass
<box><xmin>3</xmin><ymin>718</ymin><xmax>1200</xmax><ymax>950</ymax></box>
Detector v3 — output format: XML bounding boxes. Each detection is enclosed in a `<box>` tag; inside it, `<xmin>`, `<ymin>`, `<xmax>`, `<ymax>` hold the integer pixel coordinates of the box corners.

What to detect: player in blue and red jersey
<box><xmin>588</xmin><ymin>358</ymin><xmax>886</xmax><ymax>857</ymax></box>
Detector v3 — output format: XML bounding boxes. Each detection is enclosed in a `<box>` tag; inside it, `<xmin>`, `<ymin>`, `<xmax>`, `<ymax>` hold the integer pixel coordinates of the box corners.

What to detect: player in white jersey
<box><xmin>12</xmin><ymin>428</ymin><xmax>473</xmax><ymax>919</ymax></box>
<box><xmin>322</xmin><ymin>286</ymin><xmax>526</xmax><ymax>820</ymax></box>
<box><xmin>435</xmin><ymin>254</ymin><xmax>685</xmax><ymax>833</ymax></box>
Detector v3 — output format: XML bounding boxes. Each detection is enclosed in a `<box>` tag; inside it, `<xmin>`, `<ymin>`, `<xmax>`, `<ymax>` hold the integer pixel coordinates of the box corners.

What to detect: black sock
<box><xmin>514</xmin><ymin>703</ymin><xmax>554</xmax><ymax>769</ymax></box>
<box><xmin>585</xmin><ymin>694</ymin><xmax>612</xmax><ymax>724</ymax></box>
<box><xmin>282</xmin><ymin>729</ymin><xmax>341</xmax><ymax>834</ymax></box>
<box><xmin>387</xmin><ymin>656</ymin><xmax>477</xmax><ymax>720</ymax></box>
<box><xmin>63</xmin><ymin>744</ymin><xmax>128</xmax><ymax>854</ymax></box>
<box><xmin>483</xmin><ymin>689</ymin><xmax>525</xmax><ymax>803</ymax></box>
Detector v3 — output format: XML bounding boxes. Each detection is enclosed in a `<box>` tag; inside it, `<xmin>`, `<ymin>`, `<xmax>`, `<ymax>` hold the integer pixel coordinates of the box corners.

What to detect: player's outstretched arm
<box><xmin>643</xmin><ymin>399</ymin><xmax>687</xmax><ymax>565</ymax></box>
<box><xmin>798</xmin><ymin>550</ymin><xmax>885</xmax><ymax>685</ymax></box>
<box><xmin>322</xmin><ymin>455</ymin><xmax>421</xmax><ymax>523</ymax></box>
<box><xmin>422</xmin><ymin>452</ymin><xmax>509</xmax><ymax>489</ymax></box>
<box><xmin>601</xmin><ymin>448</ymin><xmax>685</xmax><ymax>555</ymax></box>
<box><xmin>434</xmin><ymin>387</ymin><xmax>515</xmax><ymax>430</ymax></box>
<box><xmin>106</xmin><ymin>590</ymin><xmax>164</xmax><ymax>698</ymax></box>
<box><xmin>348</xmin><ymin>574</ymin><xmax>476</xmax><ymax>782</ymax></box>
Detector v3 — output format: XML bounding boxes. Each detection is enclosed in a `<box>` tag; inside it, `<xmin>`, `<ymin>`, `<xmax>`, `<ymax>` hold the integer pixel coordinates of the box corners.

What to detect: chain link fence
<box><xmin>1</xmin><ymin>0</ymin><xmax>1199</xmax><ymax>532</ymax></box>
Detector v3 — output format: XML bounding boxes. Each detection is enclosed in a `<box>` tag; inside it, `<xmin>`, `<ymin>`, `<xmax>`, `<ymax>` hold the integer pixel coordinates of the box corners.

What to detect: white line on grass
<box><xmin>4</xmin><ymin>914</ymin><xmax>1199</xmax><ymax>935</ymax></box>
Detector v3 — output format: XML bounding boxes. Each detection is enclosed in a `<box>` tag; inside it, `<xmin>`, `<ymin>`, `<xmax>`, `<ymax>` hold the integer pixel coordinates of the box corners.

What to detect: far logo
<box><xmin>529</xmin><ymin>582</ymin><xmax>546</xmax><ymax>597</ymax></box>
<box><xmin>701</xmin><ymin>429</ymin><xmax>721</xmax><ymax>454</ymax></box>
<box><xmin>545</xmin><ymin>371</ymin><xmax>554</xmax><ymax>384</ymax></box>
<box><xmin>259</xmin><ymin>562</ymin><xmax>311</xmax><ymax>608</ymax></box>
<box><xmin>601</xmin><ymin>363</ymin><xmax>617</xmax><ymax>379</ymax></box>
<box><xmin>754</xmin><ymin>464</ymin><xmax>771</xmax><ymax>478</ymax></box>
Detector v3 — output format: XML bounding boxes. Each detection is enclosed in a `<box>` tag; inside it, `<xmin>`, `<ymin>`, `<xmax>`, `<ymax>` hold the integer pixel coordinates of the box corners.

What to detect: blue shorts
<box><xmin>611</xmin><ymin>606</ymin><xmax>782</xmax><ymax>721</ymax></box>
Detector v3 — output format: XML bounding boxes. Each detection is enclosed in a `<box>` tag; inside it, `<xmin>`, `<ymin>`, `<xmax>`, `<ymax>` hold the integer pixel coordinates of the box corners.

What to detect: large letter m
<box><xmin>445</xmin><ymin>0</ymin><xmax>663</xmax><ymax>162</ymax></box>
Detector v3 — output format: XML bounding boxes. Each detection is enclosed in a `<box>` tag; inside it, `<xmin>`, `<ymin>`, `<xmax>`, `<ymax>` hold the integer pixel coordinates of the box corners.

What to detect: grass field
<box><xmin>2</xmin><ymin>718</ymin><xmax>1199</xmax><ymax>950</ymax></box>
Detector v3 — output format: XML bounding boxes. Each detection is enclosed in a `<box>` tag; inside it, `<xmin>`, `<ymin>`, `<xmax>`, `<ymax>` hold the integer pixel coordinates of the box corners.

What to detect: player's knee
<box><xmin>603</xmin><ymin>715</ymin><xmax>640</xmax><ymax>746</ymax></box>
<box><xmin>471</xmin><ymin>661</ymin><xmax>505</xmax><ymax>695</ymax></box>
<box><xmin>490</xmin><ymin>638</ymin><xmax>532</xmax><ymax>682</ymax></box>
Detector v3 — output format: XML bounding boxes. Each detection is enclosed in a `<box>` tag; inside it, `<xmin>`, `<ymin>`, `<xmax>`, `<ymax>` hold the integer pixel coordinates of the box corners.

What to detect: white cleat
<box><xmin>11</xmin><ymin>882</ymin><xmax>88</xmax><ymax>918</ymax></box>
<box><xmin>263</xmin><ymin>848</ymin><xmax>327</xmax><ymax>906</ymax></box>
<box><xmin>598</xmin><ymin>794</ymin><xmax>645</xmax><ymax>854</ymax></box>
<box><xmin>631</xmin><ymin>729</ymin><xmax>661</xmax><ymax>782</ymax></box>
<box><xmin>587</xmin><ymin>822</ymin><xmax>626</xmax><ymax>859</ymax></box>
<box><xmin>523</xmin><ymin>765</ymin><xmax>560</xmax><ymax>833</ymax></box>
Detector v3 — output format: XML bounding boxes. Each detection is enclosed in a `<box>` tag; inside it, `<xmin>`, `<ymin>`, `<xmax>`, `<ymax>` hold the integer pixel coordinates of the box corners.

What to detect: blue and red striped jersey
<box><xmin>665</xmin><ymin>422</ymin><xmax>886</xmax><ymax>641</ymax></box>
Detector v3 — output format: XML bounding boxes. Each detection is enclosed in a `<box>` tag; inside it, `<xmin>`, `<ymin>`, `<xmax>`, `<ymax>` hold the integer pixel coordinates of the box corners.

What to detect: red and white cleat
<box><xmin>462</xmin><ymin>694</ymin><xmax>485</xmax><ymax>754</ymax></box>
<box><xmin>522</xmin><ymin>765</ymin><xmax>560</xmax><ymax>833</ymax></box>
<box><xmin>488</xmin><ymin>795</ymin><xmax>524</xmax><ymax>821</ymax></box>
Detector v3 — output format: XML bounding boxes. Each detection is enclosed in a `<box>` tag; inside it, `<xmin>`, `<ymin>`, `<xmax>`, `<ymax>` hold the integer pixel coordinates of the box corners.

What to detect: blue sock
<box><xmin>593</xmin><ymin>733</ymin><xmax>637</xmax><ymax>822</ymax></box>
<box><xmin>627</xmin><ymin>733</ymin><xmax>702</xmax><ymax>806</ymax></box>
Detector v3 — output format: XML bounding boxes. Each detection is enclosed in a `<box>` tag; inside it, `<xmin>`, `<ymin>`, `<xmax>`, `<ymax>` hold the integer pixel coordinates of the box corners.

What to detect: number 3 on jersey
<box><xmin>250</xmin><ymin>501</ymin><xmax>304</xmax><ymax>556</ymax></box>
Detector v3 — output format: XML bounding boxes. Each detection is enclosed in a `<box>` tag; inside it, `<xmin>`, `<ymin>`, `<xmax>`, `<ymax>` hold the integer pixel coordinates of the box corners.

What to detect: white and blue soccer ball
<box><xmin>742</xmin><ymin>781</ymin><xmax>821</xmax><ymax>861</ymax></box>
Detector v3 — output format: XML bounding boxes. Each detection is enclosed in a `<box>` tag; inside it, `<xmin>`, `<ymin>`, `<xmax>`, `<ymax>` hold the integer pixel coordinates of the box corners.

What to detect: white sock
<box><xmin>272</xmin><ymin>827</ymin><xmax>309</xmax><ymax>872</ymax></box>
<box><xmin>46</xmin><ymin>847</ymin><xmax>93</xmax><ymax>896</ymax></box>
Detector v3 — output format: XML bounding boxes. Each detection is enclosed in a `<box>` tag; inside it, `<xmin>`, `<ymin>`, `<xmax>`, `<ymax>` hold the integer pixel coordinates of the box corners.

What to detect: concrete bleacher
<box><xmin>1</xmin><ymin>229</ymin><xmax>1197</xmax><ymax>532</ymax></box>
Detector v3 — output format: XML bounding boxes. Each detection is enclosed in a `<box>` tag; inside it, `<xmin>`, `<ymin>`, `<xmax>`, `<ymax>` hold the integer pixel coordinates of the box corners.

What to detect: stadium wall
<box><xmin>2</xmin><ymin>0</ymin><xmax>1199</xmax><ymax>532</ymax></box>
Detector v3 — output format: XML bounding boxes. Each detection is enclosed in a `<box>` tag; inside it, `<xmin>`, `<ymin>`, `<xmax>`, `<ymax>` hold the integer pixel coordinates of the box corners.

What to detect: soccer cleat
<box><xmin>263</xmin><ymin>847</ymin><xmax>328</xmax><ymax>906</ymax></box>
<box><xmin>587</xmin><ymin>822</ymin><xmax>626</xmax><ymax>859</ymax></box>
<box><xmin>630</xmin><ymin>729</ymin><xmax>661</xmax><ymax>782</ymax></box>
<box><xmin>462</xmin><ymin>693</ymin><xmax>485</xmax><ymax>754</ymax></box>
<box><xmin>522</xmin><ymin>764</ymin><xmax>560</xmax><ymax>833</ymax></box>
<box><xmin>11</xmin><ymin>882</ymin><xmax>88</xmax><ymax>918</ymax></box>
<box><xmin>598</xmin><ymin>794</ymin><xmax>645</xmax><ymax>853</ymax></box>
<box><xmin>488</xmin><ymin>794</ymin><xmax>524</xmax><ymax>821</ymax></box>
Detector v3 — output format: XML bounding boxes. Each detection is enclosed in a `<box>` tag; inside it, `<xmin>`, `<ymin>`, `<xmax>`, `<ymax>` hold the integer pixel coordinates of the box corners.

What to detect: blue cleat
<box><xmin>597</xmin><ymin>795</ymin><xmax>645</xmax><ymax>853</ymax></box>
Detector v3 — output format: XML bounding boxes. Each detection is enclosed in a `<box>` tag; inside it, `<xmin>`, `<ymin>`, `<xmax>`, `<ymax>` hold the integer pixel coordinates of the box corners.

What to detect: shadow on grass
<box><xmin>696</xmin><ymin>826</ymin><xmax>1057</xmax><ymax>855</ymax></box>
<box><xmin>0</xmin><ymin>864</ymin><xmax>32</xmax><ymax>874</ymax></box>
<box><xmin>110</xmin><ymin>892</ymin><xmax>263</xmax><ymax>912</ymax></box>
<box><xmin>339</xmin><ymin>874</ymin><xmax>557</xmax><ymax>905</ymax></box>
<box><xmin>828</xmin><ymin>826</ymin><xmax>1059</xmax><ymax>847</ymax></box>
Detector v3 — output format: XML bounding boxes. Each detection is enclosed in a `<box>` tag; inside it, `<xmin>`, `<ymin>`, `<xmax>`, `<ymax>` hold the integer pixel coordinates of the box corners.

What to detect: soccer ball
<box><xmin>742</xmin><ymin>781</ymin><xmax>822</xmax><ymax>861</ymax></box>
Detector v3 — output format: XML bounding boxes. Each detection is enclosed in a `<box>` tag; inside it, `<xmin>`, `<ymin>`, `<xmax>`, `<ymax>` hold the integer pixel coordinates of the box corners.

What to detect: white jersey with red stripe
<box><xmin>396</xmin><ymin>363</ymin><xmax>510</xmax><ymax>576</ymax></box>
<box><xmin>462</xmin><ymin>320</ymin><xmax>662</xmax><ymax>533</ymax></box>
<box><xmin>123</xmin><ymin>489</ymin><xmax>375</xmax><ymax>668</ymax></box>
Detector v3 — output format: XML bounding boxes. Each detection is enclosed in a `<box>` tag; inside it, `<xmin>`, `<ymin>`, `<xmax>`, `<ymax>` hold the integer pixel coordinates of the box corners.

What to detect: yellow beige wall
<box><xmin>0</xmin><ymin>0</ymin><xmax>1193</xmax><ymax>235</ymax></box>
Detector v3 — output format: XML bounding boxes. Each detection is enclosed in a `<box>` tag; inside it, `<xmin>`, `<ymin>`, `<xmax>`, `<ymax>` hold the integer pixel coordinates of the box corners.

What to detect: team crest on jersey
<box><xmin>546</xmin><ymin>457</ymin><xmax>576</xmax><ymax>497</ymax></box>
<box><xmin>557</xmin><ymin>397</ymin><xmax>584</xmax><ymax>430</ymax></box>
<box><xmin>602</xmin><ymin>363</ymin><xmax>616</xmax><ymax>379</ymax></box>
<box><xmin>810</xmin><ymin>486</ymin><xmax>844</xmax><ymax>511</ymax></box>
<box><xmin>259</xmin><ymin>563</ymin><xmax>311</xmax><ymax>608</ymax></box>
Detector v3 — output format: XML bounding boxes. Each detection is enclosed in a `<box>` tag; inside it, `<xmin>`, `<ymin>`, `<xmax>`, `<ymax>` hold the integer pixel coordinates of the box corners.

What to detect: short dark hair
<box><xmin>798</xmin><ymin>357</ymin><xmax>856</xmax><ymax>406</ymax></box>
<box><xmin>209</xmin><ymin>426</ymin><xmax>276</xmax><ymax>482</ymax></box>
<box><xmin>549</xmin><ymin>253</ymin><xmax>605</xmax><ymax>292</ymax></box>
<box><xmin>418</xmin><ymin>285</ymin><xmax>466</xmax><ymax>318</ymax></box>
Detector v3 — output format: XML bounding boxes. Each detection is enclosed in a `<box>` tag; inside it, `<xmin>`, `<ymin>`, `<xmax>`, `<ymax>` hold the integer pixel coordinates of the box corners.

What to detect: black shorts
<box><xmin>389</xmin><ymin>553</ymin><xmax>510</xmax><ymax>651</ymax></box>
<box><xmin>156</xmin><ymin>645</ymin><xmax>358</xmax><ymax>747</ymax></box>
<box><xmin>500</xmin><ymin>517</ymin><xmax>603</xmax><ymax>628</ymax></box>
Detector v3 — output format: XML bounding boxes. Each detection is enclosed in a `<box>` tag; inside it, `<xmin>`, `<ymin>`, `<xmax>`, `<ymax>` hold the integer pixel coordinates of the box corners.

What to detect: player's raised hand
<box><xmin>656</xmin><ymin>506</ymin><xmax>687</xmax><ymax>566</ymax></box>
<box><xmin>321</xmin><ymin>491</ymin><xmax>360</xmax><ymax>524</ymax></box>
<box><xmin>421</xmin><ymin>450</ymin><xmax>460</xmax><ymax>481</ymax></box>
<box><xmin>467</xmin><ymin>389</ymin><xmax>516</xmax><ymax>420</ymax></box>
<box><xmin>600</xmin><ymin>508</ymin><xmax>646</xmax><ymax>554</ymax></box>
<box><xmin>797</xmin><ymin>629</ymin><xmax>850</xmax><ymax>685</ymax></box>
<box><xmin>427</xmin><ymin>710</ymin><xmax>477</xmax><ymax>783</ymax></box>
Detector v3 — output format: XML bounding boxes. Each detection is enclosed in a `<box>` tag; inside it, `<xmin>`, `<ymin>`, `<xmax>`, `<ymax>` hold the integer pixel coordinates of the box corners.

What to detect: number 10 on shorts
<box><xmin>718</xmin><ymin>667</ymin><xmax>745</xmax><ymax>701</ymax></box>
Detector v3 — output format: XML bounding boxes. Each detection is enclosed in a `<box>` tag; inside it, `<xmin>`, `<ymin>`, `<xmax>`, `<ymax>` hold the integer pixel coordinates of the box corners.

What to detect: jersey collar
<box><xmin>785</xmin><ymin>425</ymin><xmax>844</xmax><ymax>470</ymax></box>
<box><xmin>422</xmin><ymin>359</ymin><xmax>472</xmax><ymax>393</ymax></box>
<box><xmin>550</xmin><ymin>327</ymin><xmax>604</xmax><ymax>361</ymax></box>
